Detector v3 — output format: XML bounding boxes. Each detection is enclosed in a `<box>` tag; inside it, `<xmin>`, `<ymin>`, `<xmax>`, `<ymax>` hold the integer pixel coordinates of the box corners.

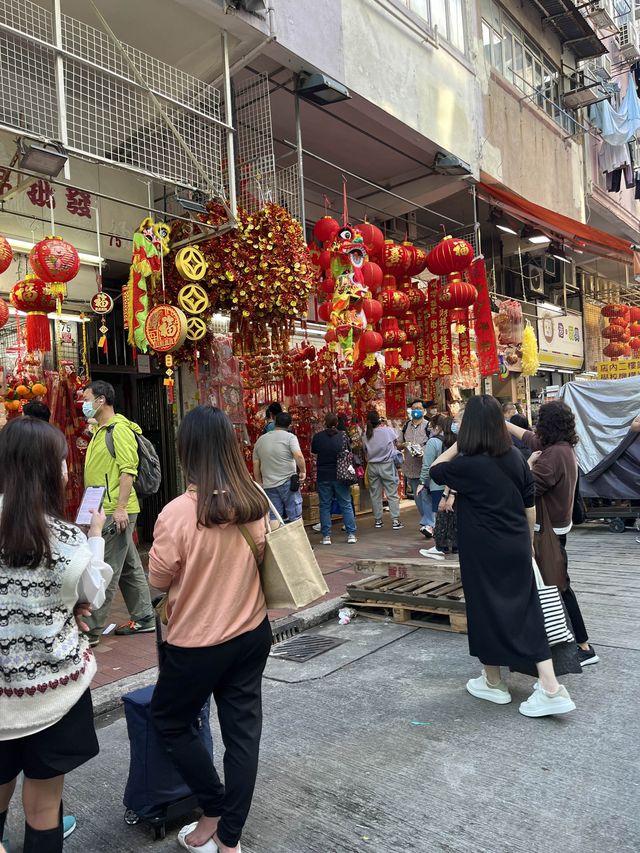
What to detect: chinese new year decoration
<box><xmin>0</xmin><ymin>235</ymin><xmax>13</xmax><ymax>274</ymax></box>
<box><xmin>0</xmin><ymin>298</ymin><xmax>9</xmax><ymax>329</ymax></box>
<box><xmin>521</xmin><ymin>321</ymin><xmax>540</xmax><ymax>376</ymax></box>
<box><xmin>126</xmin><ymin>217</ymin><xmax>171</xmax><ymax>353</ymax></box>
<box><xmin>469</xmin><ymin>257</ymin><xmax>499</xmax><ymax>376</ymax></box>
<box><xmin>10</xmin><ymin>275</ymin><xmax>57</xmax><ymax>352</ymax></box>
<box><xmin>90</xmin><ymin>290</ymin><xmax>114</xmax><ymax>352</ymax></box>
<box><xmin>426</xmin><ymin>236</ymin><xmax>474</xmax><ymax>276</ymax></box>
<box><xmin>29</xmin><ymin>236</ymin><xmax>80</xmax><ymax>284</ymax></box>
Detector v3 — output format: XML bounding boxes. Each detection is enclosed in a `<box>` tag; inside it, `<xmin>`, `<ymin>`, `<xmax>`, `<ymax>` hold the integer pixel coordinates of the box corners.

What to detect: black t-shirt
<box><xmin>311</xmin><ymin>429</ymin><xmax>346</xmax><ymax>482</ymax></box>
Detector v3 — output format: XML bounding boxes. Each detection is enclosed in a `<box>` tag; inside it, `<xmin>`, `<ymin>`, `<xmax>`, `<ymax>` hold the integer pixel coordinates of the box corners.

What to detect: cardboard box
<box><xmin>303</xmin><ymin>506</ymin><xmax>320</xmax><ymax>524</ymax></box>
<box><xmin>302</xmin><ymin>492</ymin><xmax>319</xmax><ymax>508</ymax></box>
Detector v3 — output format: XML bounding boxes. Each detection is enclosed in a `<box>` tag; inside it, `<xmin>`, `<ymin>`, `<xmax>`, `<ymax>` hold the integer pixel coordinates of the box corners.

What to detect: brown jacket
<box><xmin>522</xmin><ymin>431</ymin><xmax>577</xmax><ymax>529</ymax></box>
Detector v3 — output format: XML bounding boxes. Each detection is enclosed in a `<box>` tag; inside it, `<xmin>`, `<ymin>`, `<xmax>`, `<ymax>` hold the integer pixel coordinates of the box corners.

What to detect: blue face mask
<box><xmin>411</xmin><ymin>409</ymin><xmax>423</xmax><ymax>419</ymax></box>
<box><xmin>82</xmin><ymin>401</ymin><xmax>95</xmax><ymax>418</ymax></box>
<box><xmin>451</xmin><ymin>421</ymin><xmax>459</xmax><ymax>434</ymax></box>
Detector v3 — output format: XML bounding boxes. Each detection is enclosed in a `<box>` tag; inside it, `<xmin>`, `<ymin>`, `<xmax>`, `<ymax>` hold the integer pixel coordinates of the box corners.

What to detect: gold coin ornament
<box><xmin>178</xmin><ymin>283</ymin><xmax>209</xmax><ymax>315</ymax></box>
<box><xmin>175</xmin><ymin>246</ymin><xmax>207</xmax><ymax>281</ymax></box>
<box><xmin>186</xmin><ymin>315</ymin><xmax>208</xmax><ymax>341</ymax></box>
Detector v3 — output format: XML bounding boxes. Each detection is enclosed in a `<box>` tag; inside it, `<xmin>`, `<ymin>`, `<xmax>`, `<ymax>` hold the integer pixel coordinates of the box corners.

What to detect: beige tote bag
<box><xmin>240</xmin><ymin>488</ymin><xmax>329</xmax><ymax>610</ymax></box>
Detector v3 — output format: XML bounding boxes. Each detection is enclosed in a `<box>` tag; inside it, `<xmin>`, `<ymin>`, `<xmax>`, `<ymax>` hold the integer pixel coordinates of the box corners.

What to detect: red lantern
<box><xmin>0</xmin><ymin>298</ymin><xmax>8</xmax><ymax>329</ymax></box>
<box><xmin>381</xmin><ymin>325</ymin><xmax>406</xmax><ymax>348</ymax></box>
<box><xmin>437</xmin><ymin>277</ymin><xmax>478</xmax><ymax>310</ymax></box>
<box><xmin>630</xmin><ymin>337</ymin><xmax>640</xmax><ymax>350</ymax></box>
<box><xmin>404</xmin><ymin>284</ymin><xmax>426</xmax><ymax>311</ymax></box>
<box><xmin>359</xmin><ymin>329</ymin><xmax>383</xmax><ymax>354</ymax></box>
<box><xmin>629</xmin><ymin>322</ymin><xmax>640</xmax><ymax>336</ymax></box>
<box><xmin>318</xmin><ymin>250</ymin><xmax>332</xmax><ymax>270</ymax></box>
<box><xmin>29</xmin><ymin>236</ymin><xmax>80</xmax><ymax>284</ymax></box>
<box><xmin>317</xmin><ymin>301</ymin><xmax>332</xmax><ymax>322</ymax></box>
<box><xmin>0</xmin><ymin>235</ymin><xmax>13</xmax><ymax>274</ymax></box>
<box><xmin>630</xmin><ymin>307</ymin><xmax>640</xmax><ymax>322</ymax></box>
<box><xmin>362</xmin><ymin>261</ymin><xmax>383</xmax><ymax>291</ymax></box>
<box><xmin>601</xmin><ymin>303</ymin><xmax>630</xmax><ymax>320</ymax></box>
<box><xmin>356</xmin><ymin>223</ymin><xmax>385</xmax><ymax>259</ymax></box>
<box><xmin>380</xmin><ymin>241</ymin><xmax>411</xmax><ymax>275</ymax></box>
<box><xmin>426</xmin><ymin>236</ymin><xmax>474</xmax><ymax>276</ymax></box>
<box><xmin>10</xmin><ymin>275</ymin><xmax>57</xmax><ymax>352</ymax></box>
<box><xmin>608</xmin><ymin>316</ymin><xmax>629</xmax><ymax>329</ymax></box>
<box><xmin>402</xmin><ymin>313</ymin><xmax>420</xmax><ymax>341</ymax></box>
<box><xmin>603</xmin><ymin>342</ymin><xmax>626</xmax><ymax>358</ymax></box>
<box><xmin>319</xmin><ymin>277</ymin><xmax>335</xmax><ymax>296</ymax></box>
<box><xmin>411</xmin><ymin>246</ymin><xmax>429</xmax><ymax>276</ymax></box>
<box><xmin>313</xmin><ymin>216</ymin><xmax>340</xmax><ymax>244</ymax></box>
<box><xmin>603</xmin><ymin>325</ymin><xmax>630</xmax><ymax>342</ymax></box>
<box><xmin>362</xmin><ymin>298</ymin><xmax>383</xmax><ymax>325</ymax></box>
<box><xmin>380</xmin><ymin>288</ymin><xmax>410</xmax><ymax>317</ymax></box>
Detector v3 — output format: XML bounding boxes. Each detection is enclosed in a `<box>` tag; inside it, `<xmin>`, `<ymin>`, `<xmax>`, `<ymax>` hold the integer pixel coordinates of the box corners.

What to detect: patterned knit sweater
<box><xmin>0</xmin><ymin>518</ymin><xmax>98</xmax><ymax>740</ymax></box>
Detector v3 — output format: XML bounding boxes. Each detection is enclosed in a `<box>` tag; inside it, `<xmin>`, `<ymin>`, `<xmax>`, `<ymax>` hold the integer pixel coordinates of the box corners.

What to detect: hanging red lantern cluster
<box><xmin>600</xmin><ymin>302</ymin><xmax>635</xmax><ymax>357</ymax></box>
<box><xmin>10</xmin><ymin>275</ymin><xmax>57</xmax><ymax>352</ymax></box>
<box><xmin>601</xmin><ymin>303</ymin><xmax>629</xmax><ymax>320</ymax></box>
<box><xmin>603</xmin><ymin>342</ymin><xmax>630</xmax><ymax>359</ymax></box>
<box><xmin>0</xmin><ymin>235</ymin><xmax>13</xmax><ymax>275</ymax></box>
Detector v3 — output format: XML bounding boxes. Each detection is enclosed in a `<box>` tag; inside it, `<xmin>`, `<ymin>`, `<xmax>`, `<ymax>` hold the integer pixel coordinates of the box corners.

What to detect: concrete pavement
<box><xmin>4</xmin><ymin>524</ymin><xmax>639</xmax><ymax>852</ymax></box>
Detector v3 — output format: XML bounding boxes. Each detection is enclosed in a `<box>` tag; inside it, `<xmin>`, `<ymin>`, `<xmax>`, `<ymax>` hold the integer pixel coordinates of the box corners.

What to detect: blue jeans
<box><xmin>431</xmin><ymin>489</ymin><xmax>445</xmax><ymax>513</ymax></box>
<box><xmin>406</xmin><ymin>477</ymin><xmax>434</xmax><ymax>528</ymax></box>
<box><xmin>264</xmin><ymin>481</ymin><xmax>302</xmax><ymax>523</ymax></box>
<box><xmin>317</xmin><ymin>481</ymin><xmax>357</xmax><ymax>537</ymax></box>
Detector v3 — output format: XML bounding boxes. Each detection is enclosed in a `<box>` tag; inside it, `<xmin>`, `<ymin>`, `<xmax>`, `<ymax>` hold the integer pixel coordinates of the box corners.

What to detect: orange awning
<box><xmin>477</xmin><ymin>180</ymin><xmax>634</xmax><ymax>264</ymax></box>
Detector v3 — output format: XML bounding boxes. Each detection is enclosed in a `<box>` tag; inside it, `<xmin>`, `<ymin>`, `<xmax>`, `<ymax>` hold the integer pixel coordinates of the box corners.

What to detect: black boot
<box><xmin>0</xmin><ymin>809</ymin><xmax>7</xmax><ymax>839</ymax></box>
<box><xmin>23</xmin><ymin>819</ymin><xmax>63</xmax><ymax>853</ymax></box>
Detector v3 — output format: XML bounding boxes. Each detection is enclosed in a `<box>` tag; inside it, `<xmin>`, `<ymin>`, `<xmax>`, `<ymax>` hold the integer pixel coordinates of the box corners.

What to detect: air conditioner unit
<box><xmin>617</xmin><ymin>22</ymin><xmax>640</xmax><ymax>60</ymax></box>
<box><xmin>525</xmin><ymin>264</ymin><xmax>545</xmax><ymax>295</ymax></box>
<box><xmin>585</xmin><ymin>0</ymin><xmax>617</xmax><ymax>32</ymax></box>
<box><xmin>584</xmin><ymin>53</ymin><xmax>612</xmax><ymax>80</ymax></box>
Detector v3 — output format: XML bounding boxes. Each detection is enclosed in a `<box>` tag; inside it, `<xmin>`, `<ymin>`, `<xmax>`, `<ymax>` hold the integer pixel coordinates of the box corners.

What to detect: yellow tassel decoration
<box><xmin>521</xmin><ymin>322</ymin><xmax>539</xmax><ymax>377</ymax></box>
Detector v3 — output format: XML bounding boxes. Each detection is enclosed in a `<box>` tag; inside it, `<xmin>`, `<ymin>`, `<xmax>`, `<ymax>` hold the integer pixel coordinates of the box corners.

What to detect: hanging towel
<box><xmin>601</xmin><ymin>74</ymin><xmax>640</xmax><ymax>145</ymax></box>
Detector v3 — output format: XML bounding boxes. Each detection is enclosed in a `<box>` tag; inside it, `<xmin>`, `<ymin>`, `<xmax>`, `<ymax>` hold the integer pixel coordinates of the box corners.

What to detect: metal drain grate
<box><xmin>269</xmin><ymin>634</ymin><xmax>345</xmax><ymax>663</ymax></box>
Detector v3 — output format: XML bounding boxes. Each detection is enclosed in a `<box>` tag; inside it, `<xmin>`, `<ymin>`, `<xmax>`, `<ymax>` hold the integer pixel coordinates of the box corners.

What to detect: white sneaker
<box><xmin>419</xmin><ymin>547</ymin><xmax>445</xmax><ymax>561</ymax></box>
<box><xmin>322</xmin><ymin>536</ymin><xmax>332</xmax><ymax>545</ymax></box>
<box><xmin>312</xmin><ymin>523</ymin><xmax>321</xmax><ymax>532</ymax></box>
<box><xmin>347</xmin><ymin>533</ymin><xmax>357</xmax><ymax>544</ymax></box>
<box><xmin>466</xmin><ymin>671</ymin><xmax>512</xmax><ymax>704</ymax></box>
<box><xmin>178</xmin><ymin>823</ymin><xmax>219</xmax><ymax>853</ymax></box>
<box><xmin>519</xmin><ymin>684</ymin><xmax>576</xmax><ymax>718</ymax></box>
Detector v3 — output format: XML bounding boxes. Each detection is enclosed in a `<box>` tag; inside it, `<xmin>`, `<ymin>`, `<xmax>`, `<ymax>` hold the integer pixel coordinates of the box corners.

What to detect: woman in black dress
<box><xmin>430</xmin><ymin>395</ymin><xmax>576</xmax><ymax>718</ymax></box>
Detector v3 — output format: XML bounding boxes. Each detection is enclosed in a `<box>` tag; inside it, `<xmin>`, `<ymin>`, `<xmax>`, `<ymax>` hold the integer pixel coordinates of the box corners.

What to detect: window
<box><xmin>482</xmin><ymin>0</ymin><xmax>577</xmax><ymax>133</ymax></box>
<box><xmin>401</xmin><ymin>0</ymin><xmax>467</xmax><ymax>52</ymax></box>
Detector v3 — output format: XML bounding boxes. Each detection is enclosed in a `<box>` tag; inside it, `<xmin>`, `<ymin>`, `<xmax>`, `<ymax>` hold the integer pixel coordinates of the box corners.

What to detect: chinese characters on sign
<box><xmin>597</xmin><ymin>359</ymin><xmax>640</xmax><ymax>379</ymax></box>
<box><xmin>22</xmin><ymin>180</ymin><xmax>92</xmax><ymax>219</ymax></box>
<box><xmin>144</xmin><ymin>305</ymin><xmax>188</xmax><ymax>352</ymax></box>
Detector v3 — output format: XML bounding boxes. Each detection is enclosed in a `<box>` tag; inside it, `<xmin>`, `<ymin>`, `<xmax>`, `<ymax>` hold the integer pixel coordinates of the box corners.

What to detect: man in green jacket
<box><xmin>82</xmin><ymin>380</ymin><xmax>154</xmax><ymax>645</ymax></box>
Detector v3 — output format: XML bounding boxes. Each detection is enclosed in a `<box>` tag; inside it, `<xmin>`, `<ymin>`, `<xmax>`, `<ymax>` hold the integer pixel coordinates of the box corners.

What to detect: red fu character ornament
<box><xmin>10</xmin><ymin>275</ymin><xmax>57</xmax><ymax>352</ymax></box>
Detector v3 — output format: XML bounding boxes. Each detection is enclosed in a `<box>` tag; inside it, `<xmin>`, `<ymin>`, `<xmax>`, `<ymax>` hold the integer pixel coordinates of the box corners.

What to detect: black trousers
<box><xmin>558</xmin><ymin>534</ymin><xmax>589</xmax><ymax>645</ymax></box>
<box><xmin>151</xmin><ymin>617</ymin><xmax>272</xmax><ymax>848</ymax></box>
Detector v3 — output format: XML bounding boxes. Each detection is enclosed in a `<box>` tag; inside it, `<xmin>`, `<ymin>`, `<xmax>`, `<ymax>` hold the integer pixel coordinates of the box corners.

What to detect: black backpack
<box><xmin>105</xmin><ymin>424</ymin><xmax>161</xmax><ymax>498</ymax></box>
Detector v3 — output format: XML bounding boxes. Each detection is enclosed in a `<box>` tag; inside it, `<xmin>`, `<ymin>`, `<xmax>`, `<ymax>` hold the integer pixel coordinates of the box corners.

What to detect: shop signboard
<box><xmin>536</xmin><ymin>306</ymin><xmax>584</xmax><ymax>371</ymax></box>
<box><xmin>597</xmin><ymin>359</ymin><xmax>640</xmax><ymax>379</ymax></box>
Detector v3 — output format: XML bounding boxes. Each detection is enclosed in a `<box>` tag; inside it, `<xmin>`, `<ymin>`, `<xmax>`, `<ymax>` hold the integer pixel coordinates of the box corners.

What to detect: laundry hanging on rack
<box><xmin>598</xmin><ymin>73</ymin><xmax>640</xmax><ymax>146</ymax></box>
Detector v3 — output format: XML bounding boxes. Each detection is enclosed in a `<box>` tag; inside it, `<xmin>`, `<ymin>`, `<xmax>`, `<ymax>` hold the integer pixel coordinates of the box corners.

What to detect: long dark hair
<box><xmin>0</xmin><ymin>418</ymin><xmax>67</xmax><ymax>568</ymax></box>
<box><xmin>535</xmin><ymin>400</ymin><xmax>578</xmax><ymax>448</ymax></box>
<box><xmin>366</xmin><ymin>410</ymin><xmax>381</xmax><ymax>440</ymax></box>
<box><xmin>457</xmin><ymin>395</ymin><xmax>512</xmax><ymax>457</ymax></box>
<box><xmin>178</xmin><ymin>406</ymin><xmax>269</xmax><ymax>526</ymax></box>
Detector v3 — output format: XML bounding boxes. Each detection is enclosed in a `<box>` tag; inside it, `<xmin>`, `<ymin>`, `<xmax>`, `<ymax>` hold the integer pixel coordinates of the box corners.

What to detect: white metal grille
<box><xmin>235</xmin><ymin>74</ymin><xmax>276</xmax><ymax>212</ymax></box>
<box><xmin>276</xmin><ymin>163</ymin><xmax>302</xmax><ymax>225</ymax></box>
<box><xmin>0</xmin><ymin>0</ymin><xmax>224</xmax><ymax>193</ymax></box>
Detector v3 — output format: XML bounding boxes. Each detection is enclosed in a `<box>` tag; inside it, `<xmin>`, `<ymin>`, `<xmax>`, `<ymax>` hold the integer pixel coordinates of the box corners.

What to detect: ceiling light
<box><xmin>521</xmin><ymin>225</ymin><xmax>550</xmax><ymax>244</ymax></box>
<box><xmin>539</xmin><ymin>301</ymin><xmax>564</xmax><ymax>316</ymax></box>
<box><xmin>6</xmin><ymin>237</ymin><xmax>103</xmax><ymax>267</ymax></box>
<box><xmin>296</xmin><ymin>72</ymin><xmax>350</xmax><ymax>106</ymax></box>
<box><xmin>490</xmin><ymin>210</ymin><xmax>518</xmax><ymax>235</ymax></box>
<box><xmin>18</xmin><ymin>141</ymin><xmax>68</xmax><ymax>177</ymax></box>
<box><xmin>550</xmin><ymin>243</ymin><xmax>570</xmax><ymax>264</ymax></box>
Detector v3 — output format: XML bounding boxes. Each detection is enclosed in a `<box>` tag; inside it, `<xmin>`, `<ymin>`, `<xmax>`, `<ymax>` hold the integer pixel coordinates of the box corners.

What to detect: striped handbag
<box><xmin>533</xmin><ymin>558</ymin><xmax>574</xmax><ymax>647</ymax></box>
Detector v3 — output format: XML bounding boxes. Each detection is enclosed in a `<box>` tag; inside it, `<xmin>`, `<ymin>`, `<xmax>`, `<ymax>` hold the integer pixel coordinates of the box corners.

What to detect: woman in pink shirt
<box><xmin>149</xmin><ymin>406</ymin><xmax>272</xmax><ymax>853</ymax></box>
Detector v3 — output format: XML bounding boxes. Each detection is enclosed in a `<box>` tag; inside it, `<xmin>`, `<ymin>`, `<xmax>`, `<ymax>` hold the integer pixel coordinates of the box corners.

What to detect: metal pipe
<box><xmin>281</xmin><ymin>138</ymin><xmax>465</xmax><ymax>226</ymax></box>
<box><xmin>294</xmin><ymin>87</ymin><xmax>307</xmax><ymax>238</ymax></box>
<box><xmin>52</xmin><ymin>0</ymin><xmax>70</xmax><ymax>180</ymax></box>
<box><xmin>472</xmin><ymin>183</ymin><xmax>481</xmax><ymax>251</ymax></box>
<box><xmin>222</xmin><ymin>31</ymin><xmax>238</xmax><ymax>221</ymax></box>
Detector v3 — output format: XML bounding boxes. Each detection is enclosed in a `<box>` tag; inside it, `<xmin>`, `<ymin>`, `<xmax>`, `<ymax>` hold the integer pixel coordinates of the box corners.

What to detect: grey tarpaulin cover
<box><xmin>558</xmin><ymin>377</ymin><xmax>640</xmax><ymax>499</ymax></box>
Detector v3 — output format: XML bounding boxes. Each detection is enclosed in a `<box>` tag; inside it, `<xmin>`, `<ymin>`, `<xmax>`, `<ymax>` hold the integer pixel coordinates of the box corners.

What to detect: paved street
<box><xmin>4</xmin><ymin>520</ymin><xmax>640</xmax><ymax>853</ymax></box>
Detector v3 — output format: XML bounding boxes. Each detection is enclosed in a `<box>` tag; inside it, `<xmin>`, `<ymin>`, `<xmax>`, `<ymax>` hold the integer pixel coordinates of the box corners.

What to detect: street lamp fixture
<box><xmin>296</xmin><ymin>73</ymin><xmax>351</xmax><ymax>106</ymax></box>
<box><xmin>18</xmin><ymin>141</ymin><xmax>68</xmax><ymax>177</ymax></box>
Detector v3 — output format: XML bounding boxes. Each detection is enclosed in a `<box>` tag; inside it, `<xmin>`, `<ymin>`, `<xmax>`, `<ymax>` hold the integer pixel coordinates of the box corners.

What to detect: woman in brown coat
<box><xmin>506</xmin><ymin>400</ymin><xmax>598</xmax><ymax>667</ymax></box>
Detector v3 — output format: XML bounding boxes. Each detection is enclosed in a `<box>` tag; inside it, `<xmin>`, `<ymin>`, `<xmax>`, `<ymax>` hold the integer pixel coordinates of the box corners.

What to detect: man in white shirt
<box><xmin>253</xmin><ymin>412</ymin><xmax>306</xmax><ymax>522</ymax></box>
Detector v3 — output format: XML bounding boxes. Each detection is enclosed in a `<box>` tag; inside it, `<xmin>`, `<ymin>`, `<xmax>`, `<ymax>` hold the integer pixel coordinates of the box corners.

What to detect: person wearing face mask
<box><xmin>81</xmin><ymin>381</ymin><xmax>155</xmax><ymax>646</ymax></box>
<box><xmin>397</xmin><ymin>400</ymin><xmax>433</xmax><ymax>537</ymax></box>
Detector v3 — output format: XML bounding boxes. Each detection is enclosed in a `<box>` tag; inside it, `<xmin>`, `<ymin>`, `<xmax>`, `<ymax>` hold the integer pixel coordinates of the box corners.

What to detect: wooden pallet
<box><xmin>345</xmin><ymin>573</ymin><xmax>467</xmax><ymax>633</ymax></box>
<box><xmin>353</xmin><ymin>558</ymin><xmax>460</xmax><ymax>580</ymax></box>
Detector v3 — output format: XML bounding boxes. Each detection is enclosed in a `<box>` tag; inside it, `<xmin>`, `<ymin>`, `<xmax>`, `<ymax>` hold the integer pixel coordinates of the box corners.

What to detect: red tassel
<box><xmin>25</xmin><ymin>313</ymin><xmax>51</xmax><ymax>352</ymax></box>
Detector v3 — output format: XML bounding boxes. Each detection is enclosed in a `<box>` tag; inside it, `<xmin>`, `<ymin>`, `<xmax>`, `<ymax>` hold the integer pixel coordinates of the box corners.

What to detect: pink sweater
<box><xmin>149</xmin><ymin>493</ymin><xmax>267</xmax><ymax>648</ymax></box>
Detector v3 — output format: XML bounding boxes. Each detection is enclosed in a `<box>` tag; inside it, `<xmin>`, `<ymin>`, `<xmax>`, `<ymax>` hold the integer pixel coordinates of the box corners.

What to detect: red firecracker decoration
<box><xmin>426</xmin><ymin>236</ymin><xmax>474</xmax><ymax>276</ymax></box>
<box><xmin>29</xmin><ymin>236</ymin><xmax>80</xmax><ymax>284</ymax></box>
<box><xmin>356</xmin><ymin>223</ymin><xmax>385</xmax><ymax>259</ymax></box>
<box><xmin>0</xmin><ymin>298</ymin><xmax>9</xmax><ymax>329</ymax></box>
<box><xmin>469</xmin><ymin>257</ymin><xmax>500</xmax><ymax>377</ymax></box>
<box><xmin>10</xmin><ymin>275</ymin><xmax>57</xmax><ymax>352</ymax></box>
<box><xmin>0</xmin><ymin>235</ymin><xmax>13</xmax><ymax>274</ymax></box>
<box><xmin>438</xmin><ymin>275</ymin><xmax>478</xmax><ymax>310</ymax></box>
<box><xmin>313</xmin><ymin>216</ymin><xmax>340</xmax><ymax>244</ymax></box>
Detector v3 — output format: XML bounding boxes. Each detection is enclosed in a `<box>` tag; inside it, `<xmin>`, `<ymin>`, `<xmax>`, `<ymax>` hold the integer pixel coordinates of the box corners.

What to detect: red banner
<box><xmin>459</xmin><ymin>322</ymin><xmax>472</xmax><ymax>373</ymax></box>
<box><xmin>427</xmin><ymin>282</ymin><xmax>440</xmax><ymax>377</ymax></box>
<box><xmin>437</xmin><ymin>296</ymin><xmax>453</xmax><ymax>377</ymax></box>
<box><xmin>385</xmin><ymin>382</ymin><xmax>407</xmax><ymax>418</ymax></box>
<box><xmin>413</xmin><ymin>309</ymin><xmax>430</xmax><ymax>379</ymax></box>
<box><xmin>469</xmin><ymin>257</ymin><xmax>499</xmax><ymax>376</ymax></box>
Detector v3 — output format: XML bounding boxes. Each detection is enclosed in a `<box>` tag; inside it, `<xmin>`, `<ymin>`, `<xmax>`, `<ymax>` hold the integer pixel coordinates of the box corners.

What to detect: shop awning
<box><xmin>477</xmin><ymin>180</ymin><xmax>634</xmax><ymax>264</ymax></box>
<box><xmin>531</xmin><ymin>0</ymin><xmax>607</xmax><ymax>60</ymax></box>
